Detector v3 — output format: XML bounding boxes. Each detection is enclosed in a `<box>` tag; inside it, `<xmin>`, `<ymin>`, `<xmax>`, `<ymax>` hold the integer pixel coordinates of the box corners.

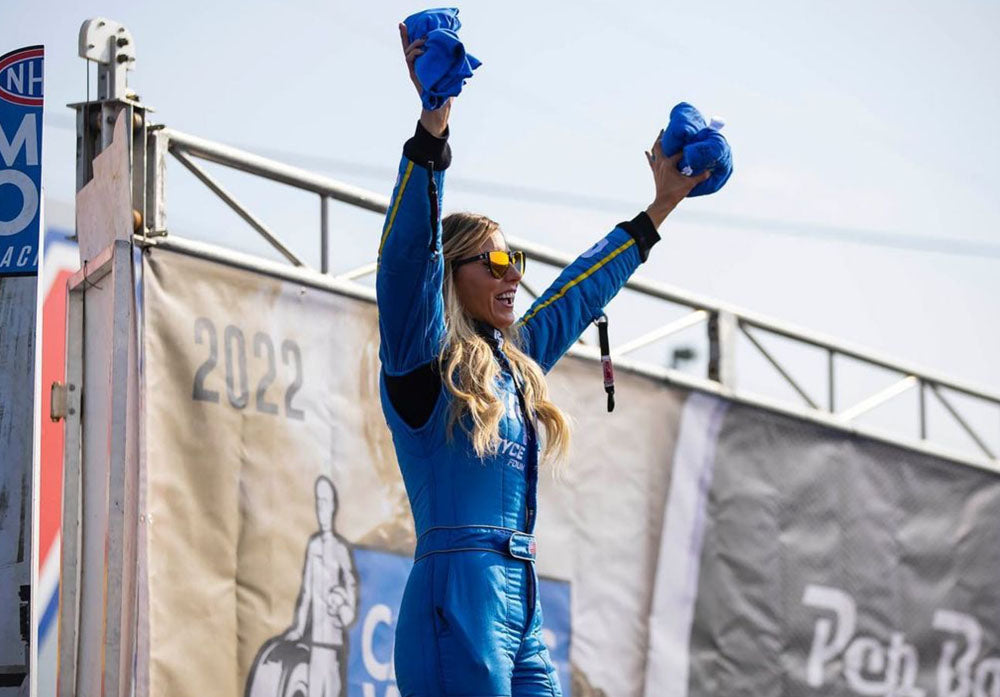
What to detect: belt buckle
<box><xmin>508</xmin><ymin>532</ymin><xmax>536</xmax><ymax>561</ymax></box>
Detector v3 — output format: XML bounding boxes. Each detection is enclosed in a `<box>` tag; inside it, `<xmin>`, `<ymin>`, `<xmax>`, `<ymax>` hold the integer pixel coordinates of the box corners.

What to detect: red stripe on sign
<box><xmin>0</xmin><ymin>47</ymin><xmax>44</xmax><ymax>72</ymax></box>
<box><xmin>0</xmin><ymin>90</ymin><xmax>43</xmax><ymax>107</ymax></box>
<box><xmin>0</xmin><ymin>47</ymin><xmax>45</xmax><ymax>106</ymax></box>
<box><xmin>39</xmin><ymin>269</ymin><xmax>72</xmax><ymax>560</ymax></box>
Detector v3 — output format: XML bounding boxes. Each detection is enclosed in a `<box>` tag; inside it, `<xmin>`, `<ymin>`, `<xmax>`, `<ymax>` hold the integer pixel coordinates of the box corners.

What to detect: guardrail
<box><xmin>142</xmin><ymin>126</ymin><xmax>1000</xmax><ymax>470</ymax></box>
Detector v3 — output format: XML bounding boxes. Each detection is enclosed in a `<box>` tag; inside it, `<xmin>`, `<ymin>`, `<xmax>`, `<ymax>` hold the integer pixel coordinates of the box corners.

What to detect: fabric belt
<box><xmin>414</xmin><ymin>525</ymin><xmax>536</xmax><ymax>563</ymax></box>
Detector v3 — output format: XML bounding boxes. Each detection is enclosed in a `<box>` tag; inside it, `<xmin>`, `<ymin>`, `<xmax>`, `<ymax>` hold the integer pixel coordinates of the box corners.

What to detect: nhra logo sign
<box><xmin>0</xmin><ymin>47</ymin><xmax>44</xmax><ymax>106</ymax></box>
<box><xmin>0</xmin><ymin>45</ymin><xmax>43</xmax><ymax>276</ymax></box>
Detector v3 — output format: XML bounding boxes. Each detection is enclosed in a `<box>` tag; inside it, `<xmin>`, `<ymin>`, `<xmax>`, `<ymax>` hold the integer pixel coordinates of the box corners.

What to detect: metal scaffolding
<box><xmin>133</xmin><ymin>125</ymin><xmax>1000</xmax><ymax>472</ymax></box>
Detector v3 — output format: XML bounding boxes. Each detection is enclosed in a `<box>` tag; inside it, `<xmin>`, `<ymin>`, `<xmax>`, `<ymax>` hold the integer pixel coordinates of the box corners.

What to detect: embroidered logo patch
<box><xmin>581</xmin><ymin>238</ymin><xmax>609</xmax><ymax>259</ymax></box>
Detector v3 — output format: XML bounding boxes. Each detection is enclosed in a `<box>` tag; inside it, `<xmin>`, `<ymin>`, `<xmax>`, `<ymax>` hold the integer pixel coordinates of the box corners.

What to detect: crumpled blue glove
<box><xmin>404</xmin><ymin>8</ymin><xmax>482</xmax><ymax>111</ymax></box>
<box><xmin>660</xmin><ymin>102</ymin><xmax>733</xmax><ymax>197</ymax></box>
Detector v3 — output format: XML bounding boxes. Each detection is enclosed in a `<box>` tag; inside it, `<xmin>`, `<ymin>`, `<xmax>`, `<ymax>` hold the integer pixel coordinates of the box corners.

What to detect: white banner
<box><xmin>139</xmin><ymin>246</ymin><xmax>689</xmax><ymax>697</ymax></box>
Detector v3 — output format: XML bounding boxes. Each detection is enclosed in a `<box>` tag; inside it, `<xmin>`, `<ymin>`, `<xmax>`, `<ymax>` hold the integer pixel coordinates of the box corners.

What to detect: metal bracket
<box><xmin>78</xmin><ymin>18</ymin><xmax>136</xmax><ymax>101</ymax></box>
<box><xmin>50</xmin><ymin>382</ymin><xmax>70</xmax><ymax>422</ymax></box>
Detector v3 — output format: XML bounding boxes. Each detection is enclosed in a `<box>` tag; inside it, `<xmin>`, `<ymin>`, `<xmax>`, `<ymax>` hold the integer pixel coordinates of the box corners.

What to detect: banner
<box><xmin>139</xmin><ymin>245</ymin><xmax>689</xmax><ymax>697</ymax></box>
<box><xmin>139</xmin><ymin>243</ymin><xmax>999</xmax><ymax>697</ymax></box>
<box><xmin>0</xmin><ymin>45</ymin><xmax>43</xmax><ymax>276</ymax></box>
<box><xmin>35</xmin><ymin>233</ymin><xmax>79</xmax><ymax>697</ymax></box>
<box><xmin>646</xmin><ymin>396</ymin><xmax>1000</xmax><ymax>697</ymax></box>
<box><xmin>0</xmin><ymin>43</ymin><xmax>43</xmax><ymax>697</ymax></box>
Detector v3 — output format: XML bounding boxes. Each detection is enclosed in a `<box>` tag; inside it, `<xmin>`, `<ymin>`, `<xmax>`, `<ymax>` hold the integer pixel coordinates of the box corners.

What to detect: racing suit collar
<box><xmin>473</xmin><ymin>319</ymin><xmax>504</xmax><ymax>350</ymax></box>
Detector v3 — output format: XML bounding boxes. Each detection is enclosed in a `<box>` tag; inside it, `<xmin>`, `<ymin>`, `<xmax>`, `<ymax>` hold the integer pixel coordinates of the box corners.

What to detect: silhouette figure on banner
<box><xmin>246</xmin><ymin>477</ymin><xmax>359</xmax><ymax>697</ymax></box>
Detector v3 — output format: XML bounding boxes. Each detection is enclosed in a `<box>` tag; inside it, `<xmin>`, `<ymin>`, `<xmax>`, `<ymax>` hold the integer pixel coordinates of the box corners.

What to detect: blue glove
<box><xmin>660</xmin><ymin>102</ymin><xmax>733</xmax><ymax>197</ymax></box>
<box><xmin>404</xmin><ymin>8</ymin><xmax>482</xmax><ymax>111</ymax></box>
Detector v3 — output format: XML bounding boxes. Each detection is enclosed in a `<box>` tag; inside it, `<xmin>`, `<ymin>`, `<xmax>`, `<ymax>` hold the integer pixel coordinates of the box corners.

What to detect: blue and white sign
<box><xmin>0</xmin><ymin>45</ymin><xmax>44</xmax><ymax>276</ymax></box>
<box><xmin>347</xmin><ymin>548</ymin><xmax>572</xmax><ymax>697</ymax></box>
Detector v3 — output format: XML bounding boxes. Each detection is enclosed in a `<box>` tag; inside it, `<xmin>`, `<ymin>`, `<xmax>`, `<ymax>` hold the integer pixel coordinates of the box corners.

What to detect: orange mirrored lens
<box><xmin>485</xmin><ymin>251</ymin><xmax>526</xmax><ymax>279</ymax></box>
<box><xmin>488</xmin><ymin>251</ymin><xmax>510</xmax><ymax>278</ymax></box>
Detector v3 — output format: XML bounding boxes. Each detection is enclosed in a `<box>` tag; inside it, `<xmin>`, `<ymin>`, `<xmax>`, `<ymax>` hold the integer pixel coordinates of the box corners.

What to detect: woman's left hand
<box><xmin>644</xmin><ymin>133</ymin><xmax>711</xmax><ymax>228</ymax></box>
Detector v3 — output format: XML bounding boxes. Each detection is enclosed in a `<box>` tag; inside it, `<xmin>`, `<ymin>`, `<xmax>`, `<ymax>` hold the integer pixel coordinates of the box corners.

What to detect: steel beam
<box><xmin>334</xmin><ymin>262</ymin><xmax>378</xmax><ymax>282</ymax></box>
<box><xmin>614</xmin><ymin>310</ymin><xmax>708</xmax><ymax>356</ymax></box>
<box><xmin>161</xmin><ymin>128</ymin><xmax>390</xmax><ymax>213</ymax></box>
<box><xmin>837</xmin><ymin>375</ymin><xmax>918</xmax><ymax>423</ymax></box>
<box><xmin>930</xmin><ymin>384</ymin><xmax>996</xmax><ymax>460</ymax></box>
<box><xmin>170</xmin><ymin>148</ymin><xmax>305</xmax><ymax>267</ymax></box>
<box><xmin>740</xmin><ymin>323</ymin><xmax>819</xmax><ymax>410</ymax></box>
<box><xmin>134</xmin><ymin>234</ymin><xmax>374</xmax><ymax>303</ymax></box>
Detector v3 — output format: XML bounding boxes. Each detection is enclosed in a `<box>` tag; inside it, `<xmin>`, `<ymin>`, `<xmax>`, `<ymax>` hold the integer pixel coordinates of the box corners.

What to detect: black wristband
<box><xmin>403</xmin><ymin>120</ymin><xmax>452</xmax><ymax>171</ymax></box>
<box><xmin>618</xmin><ymin>211</ymin><xmax>661</xmax><ymax>262</ymax></box>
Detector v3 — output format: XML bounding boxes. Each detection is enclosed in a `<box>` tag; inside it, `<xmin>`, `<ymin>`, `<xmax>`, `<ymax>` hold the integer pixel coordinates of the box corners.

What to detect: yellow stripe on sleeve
<box><xmin>517</xmin><ymin>237</ymin><xmax>636</xmax><ymax>326</ymax></box>
<box><xmin>378</xmin><ymin>161</ymin><xmax>415</xmax><ymax>257</ymax></box>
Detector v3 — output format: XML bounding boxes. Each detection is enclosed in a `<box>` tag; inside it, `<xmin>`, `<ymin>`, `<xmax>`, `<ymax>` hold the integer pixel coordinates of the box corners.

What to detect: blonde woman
<box><xmin>377</xmin><ymin>25</ymin><xmax>711</xmax><ymax>697</ymax></box>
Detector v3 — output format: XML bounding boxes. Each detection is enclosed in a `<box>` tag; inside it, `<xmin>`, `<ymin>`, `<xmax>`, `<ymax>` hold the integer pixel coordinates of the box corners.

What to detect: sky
<box><xmin>4</xmin><ymin>0</ymin><xmax>999</xmax><ymax>460</ymax></box>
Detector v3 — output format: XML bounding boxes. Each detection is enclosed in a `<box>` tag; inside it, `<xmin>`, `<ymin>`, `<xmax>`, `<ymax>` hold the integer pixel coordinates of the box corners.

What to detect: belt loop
<box><xmin>507</xmin><ymin>531</ymin><xmax>537</xmax><ymax>562</ymax></box>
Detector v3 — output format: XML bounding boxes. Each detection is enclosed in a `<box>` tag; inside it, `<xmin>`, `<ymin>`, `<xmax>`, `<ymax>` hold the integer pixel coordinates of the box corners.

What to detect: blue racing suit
<box><xmin>377</xmin><ymin>122</ymin><xmax>661</xmax><ymax>697</ymax></box>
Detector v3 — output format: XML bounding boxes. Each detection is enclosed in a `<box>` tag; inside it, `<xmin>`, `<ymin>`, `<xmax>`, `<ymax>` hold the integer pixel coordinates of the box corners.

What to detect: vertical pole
<box><xmin>145</xmin><ymin>129</ymin><xmax>168</xmax><ymax>236</ymax></box>
<box><xmin>57</xmin><ymin>290</ymin><xmax>84</xmax><ymax>697</ymax></box>
<box><xmin>707</xmin><ymin>311</ymin><xmax>737</xmax><ymax>389</ymax></box>
<box><xmin>320</xmin><ymin>195</ymin><xmax>329</xmax><ymax>274</ymax></box>
<box><xmin>919</xmin><ymin>379</ymin><xmax>927</xmax><ymax>440</ymax></box>
<box><xmin>827</xmin><ymin>349</ymin><xmax>836</xmax><ymax>413</ymax></box>
<box><xmin>75</xmin><ymin>104</ymin><xmax>94</xmax><ymax>193</ymax></box>
<box><xmin>60</xmin><ymin>242</ymin><xmax>137</xmax><ymax>697</ymax></box>
<box><xmin>102</xmin><ymin>242</ymin><xmax>135</xmax><ymax>697</ymax></box>
<box><xmin>71</xmin><ymin>21</ymin><xmax>145</xmax><ymax>693</ymax></box>
<box><xmin>131</xmin><ymin>109</ymin><xmax>147</xmax><ymax>234</ymax></box>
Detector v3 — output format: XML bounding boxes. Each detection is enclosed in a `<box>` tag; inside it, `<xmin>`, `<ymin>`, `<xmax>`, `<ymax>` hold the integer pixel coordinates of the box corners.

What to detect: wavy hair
<box><xmin>440</xmin><ymin>212</ymin><xmax>571</xmax><ymax>465</ymax></box>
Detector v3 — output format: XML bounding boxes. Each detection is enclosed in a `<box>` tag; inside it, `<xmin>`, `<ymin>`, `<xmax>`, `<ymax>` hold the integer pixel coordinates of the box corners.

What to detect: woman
<box><xmin>377</xmin><ymin>25</ymin><xmax>711</xmax><ymax>697</ymax></box>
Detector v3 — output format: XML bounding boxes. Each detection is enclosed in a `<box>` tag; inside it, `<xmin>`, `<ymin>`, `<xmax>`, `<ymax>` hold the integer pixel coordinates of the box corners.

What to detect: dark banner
<box><xmin>646</xmin><ymin>394</ymin><xmax>1000</xmax><ymax>697</ymax></box>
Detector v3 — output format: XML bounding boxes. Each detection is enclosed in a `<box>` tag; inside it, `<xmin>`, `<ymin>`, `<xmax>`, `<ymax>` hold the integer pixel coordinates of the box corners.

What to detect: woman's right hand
<box><xmin>399</xmin><ymin>22</ymin><xmax>451</xmax><ymax>137</ymax></box>
<box><xmin>399</xmin><ymin>23</ymin><xmax>425</xmax><ymax>98</ymax></box>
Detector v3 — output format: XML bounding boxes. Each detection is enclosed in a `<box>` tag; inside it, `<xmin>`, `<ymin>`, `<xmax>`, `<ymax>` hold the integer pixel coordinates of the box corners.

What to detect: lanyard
<box><xmin>594</xmin><ymin>314</ymin><xmax>615</xmax><ymax>412</ymax></box>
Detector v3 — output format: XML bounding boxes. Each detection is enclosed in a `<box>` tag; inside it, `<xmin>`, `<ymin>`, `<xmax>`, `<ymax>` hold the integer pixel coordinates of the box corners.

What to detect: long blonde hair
<box><xmin>440</xmin><ymin>212</ymin><xmax>571</xmax><ymax>464</ymax></box>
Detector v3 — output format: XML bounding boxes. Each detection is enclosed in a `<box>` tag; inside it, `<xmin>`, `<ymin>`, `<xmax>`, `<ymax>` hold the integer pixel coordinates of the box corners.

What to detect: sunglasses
<box><xmin>451</xmin><ymin>250</ymin><xmax>526</xmax><ymax>279</ymax></box>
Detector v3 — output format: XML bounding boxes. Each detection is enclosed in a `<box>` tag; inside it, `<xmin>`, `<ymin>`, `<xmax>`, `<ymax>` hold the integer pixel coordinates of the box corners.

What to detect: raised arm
<box><xmin>517</xmin><ymin>136</ymin><xmax>711</xmax><ymax>372</ymax></box>
<box><xmin>376</xmin><ymin>25</ymin><xmax>453</xmax><ymax>377</ymax></box>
